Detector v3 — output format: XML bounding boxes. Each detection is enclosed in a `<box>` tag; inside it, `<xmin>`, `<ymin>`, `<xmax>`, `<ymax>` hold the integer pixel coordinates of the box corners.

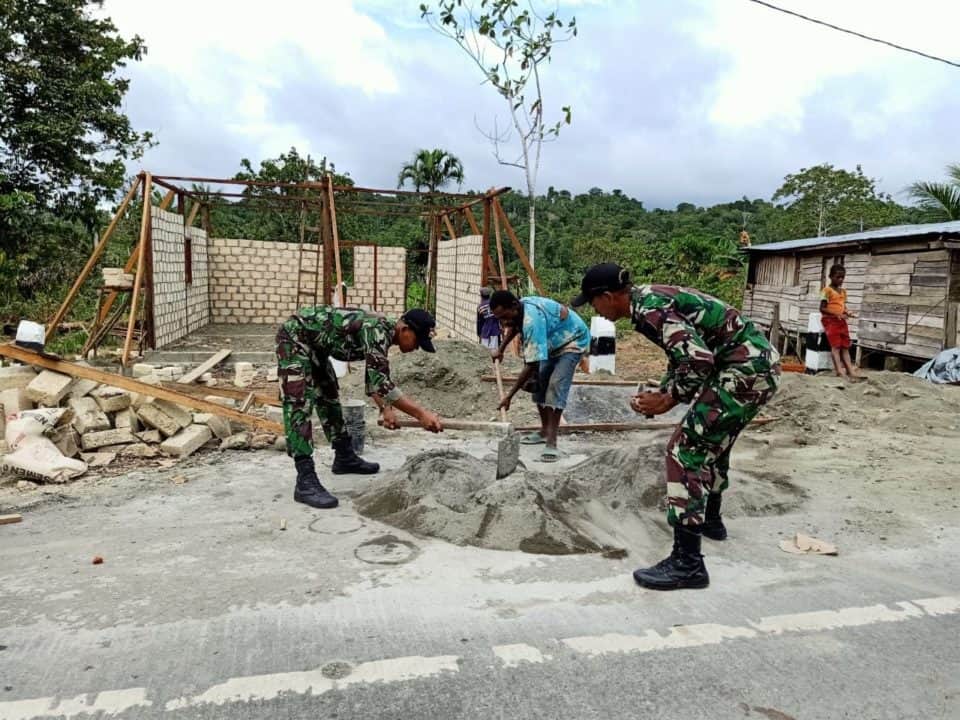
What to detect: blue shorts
<box><xmin>533</xmin><ymin>352</ymin><xmax>582</xmax><ymax>410</ymax></box>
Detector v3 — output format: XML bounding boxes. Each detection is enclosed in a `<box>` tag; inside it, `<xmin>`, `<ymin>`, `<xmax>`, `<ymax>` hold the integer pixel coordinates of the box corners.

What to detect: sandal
<box><xmin>540</xmin><ymin>447</ymin><xmax>560</xmax><ymax>463</ymax></box>
<box><xmin>520</xmin><ymin>432</ymin><xmax>547</xmax><ymax>445</ymax></box>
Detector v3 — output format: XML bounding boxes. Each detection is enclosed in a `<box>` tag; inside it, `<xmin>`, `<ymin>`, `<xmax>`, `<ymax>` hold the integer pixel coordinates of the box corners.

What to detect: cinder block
<box><xmin>91</xmin><ymin>386</ymin><xmax>132</xmax><ymax>413</ymax></box>
<box><xmin>68</xmin><ymin>396</ymin><xmax>111</xmax><ymax>434</ymax></box>
<box><xmin>114</xmin><ymin>408</ymin><xmax>141</xmax><ymax>432</ymax></box>
<box><xmin>26</xmin><ymin>370</ymin><xmax>74</xmax><ymax>406</ymax></box>
<box><xmin>132</xmin><ymin>363</ymin><xmax>156</xmax><ymax>378</ymax></box>
<box><xmin>136</xmin><ymin>404</ymin><xmax>184</xmax><ymax>438</ymax></box>
<box><xmin>82</xmin><ymin>428</ymin><xmax>136</xmax><ymax>450</ymax></box>
<box><xmin>234</xmin><ymin>362</ymin><xmax>255</xmax><ymax>387</ymax></box>
<box><xmin>0</xmin><ymin>365</ymin><xmax>38</xmax><ymax>391</ymax></box>
<box><xmin>152</xmin><ymin>399</ymin><xmax>193</xmax><ymax>428</ymax></box>
<box><xmin>51</xmin><ymin>426</ymin><xmax>81</xmax><ymax>458</ymax></box>
<box><xmin>205</xmin><ymin>415</ymin><xmax>233</xmax><ymax>439</ymax></box>
<box><xmin>0</xmin><ymin>388</ymin><xmax>32</xmax><ymax>417</ymax></box>
<box><xmin>135</xmin><ymin>429</ymin><xmax>162</xmax><ymax>444</ymax></box>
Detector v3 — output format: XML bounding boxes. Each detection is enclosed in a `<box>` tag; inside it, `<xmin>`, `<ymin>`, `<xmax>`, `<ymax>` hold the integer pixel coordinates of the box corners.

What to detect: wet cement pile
<box><xmin>354</xmin><ymin>444</ymin><xmax>806</xmax><ymax>555</ymax></box>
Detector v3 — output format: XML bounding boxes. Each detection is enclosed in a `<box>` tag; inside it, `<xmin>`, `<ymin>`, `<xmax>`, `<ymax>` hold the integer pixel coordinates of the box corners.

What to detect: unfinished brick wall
<box><xmin>151</xmin><ymin>208</ymin><xmax>209</xmax><ymax>348</ymax></box>
<box><xmin>350</xmin><ymin>245</ymin><xmax>407</xmax><ymax>316</ymax></box>
<box><xmin>435</xmin><ymin>235</ymin><xmax>483</xmax><ymax>341</ymax></box>
<box><xmin>207</xmin><ymin>239</ymin><xmax>317</xmax><ymax>324</ymax></box>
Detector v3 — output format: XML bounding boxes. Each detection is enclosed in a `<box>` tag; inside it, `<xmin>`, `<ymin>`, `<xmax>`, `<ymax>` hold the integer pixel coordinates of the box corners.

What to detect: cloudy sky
<box><xmin>102</xmin><ymin>0</ymin><xmax>959</xmax><ymax>209</ymax></box>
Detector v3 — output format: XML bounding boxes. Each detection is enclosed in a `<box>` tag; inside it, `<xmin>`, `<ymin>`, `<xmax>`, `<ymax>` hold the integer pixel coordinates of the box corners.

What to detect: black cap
<box><xmin>571</xmin><ymin>263</ymin><xmax>631</xmax><ymax>307</ymax></box>
<box><xmin>401</xmin><ymin>309</ymin><xmax>437</xmax><ymax>353</ymax></box>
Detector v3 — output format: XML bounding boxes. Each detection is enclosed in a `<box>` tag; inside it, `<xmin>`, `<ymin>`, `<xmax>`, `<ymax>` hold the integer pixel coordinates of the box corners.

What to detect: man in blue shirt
<box><xmin>490</xmin><ymin>290</ymin><xmax>589</xmax><ymax>462</ymax></box>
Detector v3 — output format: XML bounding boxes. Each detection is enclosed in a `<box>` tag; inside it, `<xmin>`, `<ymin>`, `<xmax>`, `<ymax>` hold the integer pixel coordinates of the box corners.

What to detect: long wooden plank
<box><xmin>493</xmin><ymin>197</ymin><xmax>544</xmax><ymax>294</ymax></box>
<box><xmin>0</xmin><ymin>514</ymin><xmax>23</xmax><ymax>525</ymax></box>
<box><xmin>178</xmin><ymin>349</ymin><xmax>232</xmax><ymax>385</ymax></box>
<box><xmin>515</xmin><ymin>417</ymin><xmax>778</xmax><ymax>434</ymax></box>
<box><xmin>0</xmin><ymin>344</ymin><xmax>283</xmax><ymax>433</ymax></box>
<box><xmin>161</xmin><ymin>381</ymin><xmax>281</xmax><ymax>408</ymax></box>
<box><xmin>482</xmin><ymin>376</ymin><xmax>642</xmax><ymax>386</ymax></box>
<box><xmin>326</xmin><ymin>176</ymin><xmax>344</xmax><ymax>298</ymax></box>
<box><xmin>47</xmin><ymin>176</ymin><xmax>142</xmax><ymax>335</ymax></box>
<box><xmin>122</xmin><ymin>173</ymin><xmax>152</xmax><ymax>366</ymax></box>
<box><xmin>442</xmin><ymin>213</ymin><xmax>458</xmax><ymax>240</ymax></box>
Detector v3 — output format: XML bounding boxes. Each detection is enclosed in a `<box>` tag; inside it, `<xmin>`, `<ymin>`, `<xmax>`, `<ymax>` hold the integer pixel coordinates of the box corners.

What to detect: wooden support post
<box><xmin>425</xmin><ymin>215</ymin><xmax>438</xmax><ymax>312</ymax></box>
<box><xmin>492</xmin><ymin>203</ymin><xmax>508</xmax><ymax>291</ymax></box>
<box><xmin>373</xmin><ymin>245</ymin><xmax>379</xmax><ymax>311</ymax></box>
<box><xmin>326</xmin><ymin>175</ymin><xmax>344</xmax><ymax>296</ymax></box>
<box><xmin>443</xmin><ymin>214</ymin><xmax>458</xmax><ymax>241</ymax></box>
<box><xmin>769</xmin><ymin>303</ymin><xmax>781</xmax><ymax>351</ymax></box>
<box><xmin>186</xmin><ymin>201</ymin><xmax>202</xmax><ymax>228</ymax></box>
<box><xmin>492</xmin><ymin>197</ymin><xmax>544</xmax><ymax>294</ymax></box>
<box><xmin>158</xmin><ymin>189</ymin><xmax>175</xmax><ymax>210</ymax></box>
<box><xmin>47</xmin><ymin>176</ymin><xmax>142</xmax><ymax>335</ymax></box>
<box><xmin>462</xmin><ymin>207</ymin><xmax>480</xmax><ymax>235</ymax></box>
<box><xmin>945</xmin><ymin>301</ymin><xmax>959</xmax><ymax>349</ymax></box>
<box><xmin>122</xmin><ymin>172</ymin><xmax>152</xmax><ymax>367</ymax></box>
<box><xmin>481</xmin><ymin>198</ymin><xmax>492</xmax><ymax>288</ymax></box>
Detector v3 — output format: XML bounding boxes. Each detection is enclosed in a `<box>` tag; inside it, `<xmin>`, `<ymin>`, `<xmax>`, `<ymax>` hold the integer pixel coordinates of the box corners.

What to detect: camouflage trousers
<box><xmin>276</xmin><ymin>325</ymin><xmax>348</xmax><ymax>459</ymax></box>
<box><xmin>665</xmin><ymin>362</ymin><xmax>781</xmax><ymax>527</ymax></box>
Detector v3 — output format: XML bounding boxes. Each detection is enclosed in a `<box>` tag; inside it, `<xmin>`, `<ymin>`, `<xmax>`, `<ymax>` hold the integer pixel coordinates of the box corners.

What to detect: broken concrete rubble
<box><xmin>51</xmin><ymin>426</ymin><xmax>81</xmax><ymax>459</ymax></box>
<box><xmin>0</xmin><ymin>364</ymin><xmax>37</xmax><ymax>392</ymax></box>
<box><xmin>67</xmin><ymin>397</ymin><xmax>111</xmax><ymax>434</ymax></box>
<box><xmin>81</xmin><ymin>428</ymin><xmax>136</xmax><ymax>450</ymax></box>
<box><xmin>135</xmin><ymin>429</ymin><xmax>162</xmax><ymax>444</ymax></box>
<box><xmin>90</xmin><ymin>386</ymin><xmax>132</xmax><ymax>413</ymax></box>
<box><xmin>220</xmin><ymin>432</ymin><xmax>250</xmax><ymax>451</ymax></box>
<box><xmin>136</xmin><ymin>404</ymin><xmax>185</xmax><ymax>438</ymax></box>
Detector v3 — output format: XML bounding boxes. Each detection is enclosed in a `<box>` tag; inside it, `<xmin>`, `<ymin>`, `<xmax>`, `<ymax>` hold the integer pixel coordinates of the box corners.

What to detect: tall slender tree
<box><xmin>908</xmin><ymin>163</ymin><xmax>960</xmax><ymax>221</ymax></box>
<box><xmin>397</xmin><ymin>149</ymin><xmax>465</xmax><ymax>192</ymax></box>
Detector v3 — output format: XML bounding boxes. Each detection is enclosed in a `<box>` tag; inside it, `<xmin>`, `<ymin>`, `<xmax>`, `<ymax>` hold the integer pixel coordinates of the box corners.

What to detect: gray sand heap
<box><xmin>355</xmin><ymin>444</ymin><xmax>806</xmax><ymax>555</ymax></box>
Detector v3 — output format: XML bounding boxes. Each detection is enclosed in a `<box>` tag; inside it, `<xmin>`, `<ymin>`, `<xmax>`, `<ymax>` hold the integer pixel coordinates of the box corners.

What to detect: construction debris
<box><xmin>0</xmin><ymin>364</ymin><xmax>37</xmax><ymax>391</ymax></box>
<box><xmin>234</xmin><ymin>362</ymin><xmax>256</xmax><ymax>388</ymax></box>
<box><xmin>0</xmin><ymin>513</ymin><xmax>24</xmax><ymax>525</ymax></box>
<box><xmin>179</xmin><ymin>349</ymin><xmax>231</xmax><ymax>385</ymax></box>
<box><xmin>26</xmin><ymin>370</ymin><xmax>74</xmax><ymax>406</ymax></box>
<box><xmin>160</xmin><ymin>424</ymin><xmax>212</xmax><ymax>458</ymax></box>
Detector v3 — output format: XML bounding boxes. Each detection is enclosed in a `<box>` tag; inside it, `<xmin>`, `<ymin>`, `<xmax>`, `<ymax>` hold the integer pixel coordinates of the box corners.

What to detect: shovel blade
<box><xmin>495</xmin><ymin>430</ymin><xmax>520</xmax><ymax>479</ymax></box>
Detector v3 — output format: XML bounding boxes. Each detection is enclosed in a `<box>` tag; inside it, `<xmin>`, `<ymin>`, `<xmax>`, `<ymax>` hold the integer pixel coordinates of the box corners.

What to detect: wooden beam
<box><xmin>160</xmin><ymin>381</ymin><xmax>281</xmax><ymax>408</ymax></box>
<box><xmin>462</xmin><ymin>207</ymin><xmax>480</xmax><ymax>235</ymax></box>
<box><xmin>122</xmin><ymin>173</ymin><xmax>152</xmax><ymax>366</ymax></box>
<box><xmin>158</xmin><ymin>189</ymin><xmax>176</xmax><ymax>210</ymax></box>
<box><xmin>492</xmin><ymin>201</ymin><xmax>508</xmax><ymax>290</ymax></box>
<box><xmin>492</xmin><ymin>197</ymin><xmax>544</xmax><ymax>294</ymax></box>
<box><xmin>442</xmin><ymin>213</ymin><xmax>458</xmax><ymax>240</ymax></box>
<box><xmin>178</xmin><ymin>349</ymin><xmax>232</xmax><ymax>385</ymax></box>
<box><xmin>47</xmin><ymin>176</ymin><xmax>142</xmax><ymax>335</ymax></box>
<box><xmin>326</xmin><ymin>175</ymin><xmax>344</xmax><ymax>296</ymax></box>
<box><xmin>516</xmin><ymin>417</ymin><xmax>778</xmax><ymax>434</ymax></box>
<box><xmin>482</xmin><ymin>376</ymin><xmax>642</xmax><ymax>387</ymax></box>
<box><xmin>186</xmin><ymin>200</ymin><xmax>202</xmax><ymax>228</ymax></box>
<box><xmin>482</xmin><ymin>198</ymin><xmax>492</xmax><ymax>287</ymax></box>
<box><xmin>0</xmin><ymin>513</ymin><xmax>23</xmax><ymax>525</ymax></box>
<box><xmin>0</xmin><ymin>343</ymin><xmax>283</xmax><ymax>434</ymax></box>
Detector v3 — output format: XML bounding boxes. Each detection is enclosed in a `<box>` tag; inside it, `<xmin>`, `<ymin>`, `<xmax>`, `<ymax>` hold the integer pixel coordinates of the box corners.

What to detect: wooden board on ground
<box><xmin>0</xmin><ymin>343</ymin><xmax>283</xmax><ymax>434</ymax></box>
<box><xmin>0</xmin><ymin>514</ymin><xmax>24</xmax><ymax>525</ymax></box>
<box><xmin>161</xmin><ymin>381</ymin><xmax>280</xmax><ymax>408</ymax></box>
<box><xmin>178</xmin><ymin>349</ymin><xmax>232</xmax><ymax>384</ymax></box>
<box><xmin>516</xmin><ymin>417</ymin><xmax>777</xmax><ymax>433</ymax></box>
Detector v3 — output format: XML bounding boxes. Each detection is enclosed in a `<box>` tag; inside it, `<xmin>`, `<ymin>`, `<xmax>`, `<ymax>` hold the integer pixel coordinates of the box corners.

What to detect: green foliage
<box><xmin>397</xmin><ymin>149</ymin><xmax>465</xmax><ymax>192</ymax></box>
<box><xmin>908</xmin><ymin>163</ymin><xmax>960</xmax><ymax>221</ymax></box>
<box><xmin>0</xmin><ymin>0</ymin><xmax>151</xmax><ymax>321</ymax></box>
<box><xmin>771</xmin><ymin>163</ymin><xmax>903</xmax><ymax>238</ymax></box>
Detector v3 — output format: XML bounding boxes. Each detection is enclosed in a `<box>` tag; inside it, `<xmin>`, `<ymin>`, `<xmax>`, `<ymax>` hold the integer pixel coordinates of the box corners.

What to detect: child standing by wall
<box><xmin>477</xmin><ymin>288</ymin><xmax>501</xmax><ymax>351</ymax></box>
<box><xmin>820</xmin><ymin>264</ymin><xmax>861</xmax><ymax>379</ymax></box>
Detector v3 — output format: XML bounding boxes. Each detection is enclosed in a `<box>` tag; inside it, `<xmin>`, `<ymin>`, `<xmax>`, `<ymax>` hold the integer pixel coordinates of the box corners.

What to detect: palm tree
<box><xmin>908</xmin><ymin>163</ymin><xmax>960</xmax><ymax>221</ymax></box>
<box><xmin>397</xmin><ymin>149</ymin><xmax>465</xmax><ymax>193</ymax></box>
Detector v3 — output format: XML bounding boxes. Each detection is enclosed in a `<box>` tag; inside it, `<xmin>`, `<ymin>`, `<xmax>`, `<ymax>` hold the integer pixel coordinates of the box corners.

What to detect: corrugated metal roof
<box><xmin>745</xmin><ymin>220</ymin><xmax>960</xmax><ymax>253</ymax></box>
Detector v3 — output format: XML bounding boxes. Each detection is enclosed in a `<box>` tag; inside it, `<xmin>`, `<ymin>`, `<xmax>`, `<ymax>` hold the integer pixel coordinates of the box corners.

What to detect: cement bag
<box><xmin>2</xmin><ymin>409</ymin><xmax>86</xmax><ymax>482</ymax></box>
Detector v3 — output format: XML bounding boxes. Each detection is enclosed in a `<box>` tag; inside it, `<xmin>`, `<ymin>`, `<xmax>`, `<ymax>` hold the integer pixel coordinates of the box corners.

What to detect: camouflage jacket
<box><xmin>630</xmin><ymin>285</ymin><xmax>778</xmax><ymax>402</ymax></box>
<box><xmin>282</xmin><ymin>306</ymin><xmax>401</xmax><ymax>402</ymax></box>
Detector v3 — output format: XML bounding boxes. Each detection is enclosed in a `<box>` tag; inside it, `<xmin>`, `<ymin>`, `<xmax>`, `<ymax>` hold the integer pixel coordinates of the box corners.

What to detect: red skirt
<box><xmin>821</xmin><ymin>314</ymin><xmax>851</xmax><ymax>349</ymax></box>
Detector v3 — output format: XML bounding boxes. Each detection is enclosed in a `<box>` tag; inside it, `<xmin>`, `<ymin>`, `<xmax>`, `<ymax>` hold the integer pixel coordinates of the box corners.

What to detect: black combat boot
<box><xmin>702</xmin><ymin>493</ymin><xmax>728</xmax><ymax>541</ymax></box>
<box><xmin>330</xmin><ymin>436</ymin><xmax>380</xmax><ymax>475</ymax></box>
<box><xmin>293</xmin><ymin>456</ymin><xmax>339</xmax><ymax>509</ymax></box>
<box><xmin>633</xmin><ymin>525</ymin><xmax>710</xmax><ymax>591</ymax></box>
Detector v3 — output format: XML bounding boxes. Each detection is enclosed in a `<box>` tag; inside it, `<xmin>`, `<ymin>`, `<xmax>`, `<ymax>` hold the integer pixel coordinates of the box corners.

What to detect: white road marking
<box><xmin>0</xmin><ymin>687</ymin><xmax>149</xmax><ymax>720</ymax></box>
<box><xmin>165</xmin><ymin>654</ymin><xmax>460</xmax><ymax>711</ymax></box>
<box><xmin>2</xmin><ymin>595</ymin><xmax>957</xmax><ymax>718</ymax></box>
<box><xmin>492</xmin><ymin>643</ymin><xmax>547</xmax><ymax>666</ymax></box>
<box><xmin>560</xmin><ymin>595</ymin><xmax>960</xmax><ymax>658</ymax></box>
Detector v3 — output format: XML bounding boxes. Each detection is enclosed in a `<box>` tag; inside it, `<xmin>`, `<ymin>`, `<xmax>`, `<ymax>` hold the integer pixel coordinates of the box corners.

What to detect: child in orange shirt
<box><xmin>820</xmin><ymin>264</ymin><xmax>860</xmax><ymax>379</ymax></box>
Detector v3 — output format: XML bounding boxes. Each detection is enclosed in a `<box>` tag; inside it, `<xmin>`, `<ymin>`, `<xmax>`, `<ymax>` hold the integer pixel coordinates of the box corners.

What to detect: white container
<box><xmin>807</xmin><ymin>311</ymin><xmax>824</xmax><ymax>334</ymax></box>
<box><xmin>804</xmin><ymin>349</ymin><xmax>834</xmax><ymax>372</ymax></box>
<box><xmin>588</xmin><ymin>316</ymin><xmax>616</xmax><ymax>375</ymax></box>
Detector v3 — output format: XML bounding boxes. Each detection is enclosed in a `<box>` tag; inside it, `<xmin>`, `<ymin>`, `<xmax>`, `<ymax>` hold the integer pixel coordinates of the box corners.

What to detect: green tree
<box><xmin>0</xmin><ymin>0</ymin><xmax>152</xmax><ymax>315</ymax></box>
<box><xmin>771</xmin><ymin>164</ymin><xmax>899</xmax><ymax>239</ymax></box>
<box><xmin>397</xmin><ymin>148</ymin><xmax>465</xmax><ymax>192</ymax></box>
<box><xmin>420</xmin><ymin>0</ymin><xmax>576</xmax><ymax>289</ymax></box>
<box><xmin>908</xmin><ymin>163</ymin><xmax>960</xmax><ymax>221</ymax></box>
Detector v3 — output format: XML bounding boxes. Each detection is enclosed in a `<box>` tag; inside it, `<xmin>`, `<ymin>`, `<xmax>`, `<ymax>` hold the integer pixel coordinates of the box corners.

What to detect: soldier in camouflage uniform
<box><xmin>573</xmin><ymin>263</ymin><xmax>780</xmax><ymax>590</ymax></box>
<box><xmin>276</xmin><ymin>306</ymin><xmax>443</xmax><ymax>509</ymax></box>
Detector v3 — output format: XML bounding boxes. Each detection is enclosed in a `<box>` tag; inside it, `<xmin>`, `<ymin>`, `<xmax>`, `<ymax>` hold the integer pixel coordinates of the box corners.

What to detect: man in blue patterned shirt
<box><xmin>490</xmin><ymin>290</ymin><xmax>589</xmax><ymax>462</ymax></box>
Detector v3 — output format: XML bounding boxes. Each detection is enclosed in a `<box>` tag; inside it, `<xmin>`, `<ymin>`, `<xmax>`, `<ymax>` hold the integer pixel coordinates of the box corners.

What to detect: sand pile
<box><xmin>770</xmin><ymin>372</ymin><xmax>960</xmax><ymax>440</ymax></box>
<box><xmin>355</xmin><ymin>444</ymin><xmax>806</xmax><ymax>555</ymax></box>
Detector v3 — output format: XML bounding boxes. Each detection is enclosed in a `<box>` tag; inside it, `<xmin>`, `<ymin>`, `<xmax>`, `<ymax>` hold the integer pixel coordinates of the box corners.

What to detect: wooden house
<box><xmin>742</xmin><ymin>222</ymin><xmax>960</xmax><ymax>362</ymax></box>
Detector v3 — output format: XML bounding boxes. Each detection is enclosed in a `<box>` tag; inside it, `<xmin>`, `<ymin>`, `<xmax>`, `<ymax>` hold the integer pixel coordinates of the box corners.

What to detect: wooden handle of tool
<box><xmin>380</xmin><ymin>418</ymin><xmax>513</xmax><ymax>432</ymax></box>
<box><xmin>493</xmin><ymin>359</ymin><xmax>508</xmax><ymax>422</ymax></box>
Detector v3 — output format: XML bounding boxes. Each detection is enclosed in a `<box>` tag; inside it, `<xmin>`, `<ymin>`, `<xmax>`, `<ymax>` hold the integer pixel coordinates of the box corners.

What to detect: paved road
<box><xmin>1</xmin><ymin>436</ymin><xmax>957</xmax><ymax>719</ymax></box>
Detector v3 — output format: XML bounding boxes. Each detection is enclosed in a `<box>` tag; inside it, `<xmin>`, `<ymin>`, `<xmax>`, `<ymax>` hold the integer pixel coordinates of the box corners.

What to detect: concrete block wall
<box><xmin>350</xmin><ymin>245</ymin><xmax>407</xmax><ymax>316</ymax></box>
<box><xmin>435</xmin><ymin>235</ymin><xmax>483</xmax><ymax>341</ymax></box>
<box><xmin>208</xmin><ymin>239</ymin><xmax>317</xmax><ymax>324</ymax></box>
<box><xmin>152</xmin><ymin>208</ymin><xmax>210</xmax><ymax>348</ymax></box>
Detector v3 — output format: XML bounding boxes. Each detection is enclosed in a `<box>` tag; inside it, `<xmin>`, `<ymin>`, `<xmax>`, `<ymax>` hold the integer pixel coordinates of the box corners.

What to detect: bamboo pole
<box><xmin>122</xmin><ymin>172</ymin><xmax>152</xmax><ymax>366</ymax></box>
<box><xmin>47</xmin><ymin>175</ymin><xmax>142</xmax><ymax>335</ymax></box>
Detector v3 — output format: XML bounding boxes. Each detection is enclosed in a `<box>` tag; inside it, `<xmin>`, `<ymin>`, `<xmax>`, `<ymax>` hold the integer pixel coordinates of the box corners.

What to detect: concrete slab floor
<box><xmin>0</xmin><ymin>429</ymin><xmax>957</xmax><ymax>720</ymax></box>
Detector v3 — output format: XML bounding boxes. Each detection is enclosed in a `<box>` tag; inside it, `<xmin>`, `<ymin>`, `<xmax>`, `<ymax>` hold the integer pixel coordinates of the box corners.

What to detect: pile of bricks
<box><xmin>0</xmin><ymin>362</ymin><xmax>284</xmax><ymax>477</ymax></box>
